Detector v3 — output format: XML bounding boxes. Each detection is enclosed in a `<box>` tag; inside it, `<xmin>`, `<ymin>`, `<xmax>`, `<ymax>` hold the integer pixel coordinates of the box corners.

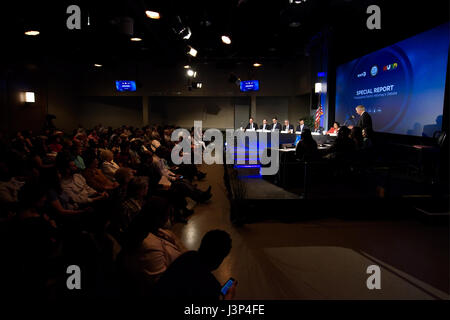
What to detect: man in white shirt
<box><xmin>260</xmin><ymin>119</ymin><xmax>270</xmax><ymax>131</ymax></box>
<box><xmin>283</xmin><ymin>120</ymin><xmax>294</xmax><ymax>132</ymax></box>
<box><xmin>245</xmin><ymin>117</ymin><xmax>258</xmax><ymax>131</ymax></box>
<box><xmin>296</xmin><ymin>119</ymin><xmax>308</xmax><ymax>133</ymax></box>
<box><xmin>271</xmin><ymin>117</ymin><xmax>282</xmax><ymax>131</ymax></box>
<box><xmin>60</xmin><ymin>161</ymin><xmax>108</xmax><ymax>206</ymax></box>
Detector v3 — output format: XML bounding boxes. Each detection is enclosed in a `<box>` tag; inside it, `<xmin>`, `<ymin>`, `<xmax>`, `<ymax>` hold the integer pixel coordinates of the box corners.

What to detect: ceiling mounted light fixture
<box><xmin>221</xmin><ymin>35</ymin><xmax>231</xmax><ymax>45</ymax></box>
<box><xmin>192</xmin><ymin>82</ymin><xmax>203</xmax><ymax>89</ymax></box>
<box><xmin>172</xmin><ymin>16</ymin><xmax>192</xmax><ymax>40</ymax></box>
<box><xmin>187</xmin><ymin>46</ymin><xmax>197</xmax><ymax>57</ymax></box>
<box><xmin>145</xmin><ymin>10</ymin><xmax>161</xmax><ymax>19</ymax></box>
<box><xmin>25</xmin><ymin>30</ymin><xmax>40</xmax><ymax>36</ymax></box>
<box><xmin>253</xmin><ymin>62</ymin><xmax>262</xmax><ymax>67</ymax></box>
<box><xmin>182</xmin><ymin>27</ymin><xmax>192</xmax><ymax>40</ymax></box>
<box><xmin>130</xmin><ymin>37</ymin><xmax>142</xmax><ymax>41</ymax></box>
<box><xmin>187</xmin><ymin>69</ymin><xmax>195</xmax><ymax>77</ymax></box>
<box><xmin>94</xmin><ymin>64</ymin><xmax>102</xmax><ymax>67</ymax></box>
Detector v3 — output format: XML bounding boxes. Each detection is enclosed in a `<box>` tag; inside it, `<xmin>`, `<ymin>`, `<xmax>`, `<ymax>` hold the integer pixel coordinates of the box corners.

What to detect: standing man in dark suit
<box><xmin>352</xmin><ymin>105</ymin><xmax>373</xmax><ymax>134</ymax></box>
<box><xmin>296</xmin><ymin>119</ymin><xmax>308</xmax><ymax>133</ymax></box>
<box><xmin>245</xmin><ymin>117</ymin><xmax>258</xmax><ymax>130</ymax></box>
<box><xmin>260</xmin><ymin>119</ymin><xmax>270</xmax><ymax>130</ymax></box>
<box><xmin>271</xmin><ymin>117</ymin><xmax>282</xmax><ymax>131</ymax></box>
<box><xmin>282</xmin><ymin>120</ymin><xmax>294</xmax><ymax>133</ymax></box>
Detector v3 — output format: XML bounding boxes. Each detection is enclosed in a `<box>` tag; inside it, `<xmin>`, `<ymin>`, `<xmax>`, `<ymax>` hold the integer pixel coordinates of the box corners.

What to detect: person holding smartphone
<box><xmin>155</xmin><ymin>229</ymin><xmax>237</xmax><ymax>300</ymax></box>
<box><xmin>220</xmin><ymin>277</ymin><xmax>238</xmax><ymax>299</ymax></box>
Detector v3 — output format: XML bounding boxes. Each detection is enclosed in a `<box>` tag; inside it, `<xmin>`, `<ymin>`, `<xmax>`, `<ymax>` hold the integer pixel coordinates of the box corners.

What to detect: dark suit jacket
<box><xmin>356</xmin><ymin>112</ymin><xmax>373</xmax><ymax>132</ymax></box>
<box><xmin>245</xmin><ymin>122</ymin><xmax>258</xmax><ymax>130</ymax></box>
<box><xmin>282</xmin><ymin>124</ymin><xmax>294</xmax><ymax>131</ymax></box>
<box><xmin>260</xmin><ymin>124</ymin><xmax>270</xmax><ymax>130</ymax></box>
<box><xmin>296</xmin><ymin>124</ymin><xmax>309</xmax><ymax>133</ymax></box>
<box><xmin>271</xmin><ymin>123</ymin><xmax>282</xmax><ymax>131</ymax></box>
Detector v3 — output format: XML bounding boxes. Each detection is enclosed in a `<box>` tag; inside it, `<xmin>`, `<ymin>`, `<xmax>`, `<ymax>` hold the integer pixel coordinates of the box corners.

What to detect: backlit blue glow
<box><xmin>234</xmin><ymin>165</ymin><xmax>261</xmax><ymax>169</ymax></box>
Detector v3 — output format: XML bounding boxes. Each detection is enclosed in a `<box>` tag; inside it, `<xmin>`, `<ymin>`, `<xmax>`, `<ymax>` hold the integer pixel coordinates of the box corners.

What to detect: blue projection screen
<box><xmin>240</xmin><ymin>80</ymin><xmax>259</xmax><ymax>92</ymax></box>
<box><xmin>115</xmin><ymin>80</ymin><xmax>137</xmax><ymax>92</ymax></box>
<box><xmin>335</xmin><ymin>23</ymin><xmax>449</xmax><ymax>137</ymax></box>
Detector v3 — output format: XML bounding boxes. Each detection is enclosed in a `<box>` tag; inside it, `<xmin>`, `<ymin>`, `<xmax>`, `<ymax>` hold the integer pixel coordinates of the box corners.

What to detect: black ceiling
<box><xmin>0</xmin><ymin>0</ymin><xmax>448</xmax><ymax>68</ymax></box>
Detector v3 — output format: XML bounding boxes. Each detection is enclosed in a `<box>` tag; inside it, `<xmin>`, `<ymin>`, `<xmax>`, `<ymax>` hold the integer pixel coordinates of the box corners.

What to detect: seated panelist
<box><xmin>271</xmin><ymin>117</ymin><xmax>282</xmax><ymax>131</ymax></box>
<box><xmin>245</xmin><ymin>117</ymin><xmax>258</xmax><ymax>131</ymax></box>
<box><xmin>296</xmin><ymin>119</ymin><xmax>308</xmax><ymax>133</ymax></box>
<box><xmin>327</xmin><ymin>122</ymin><xmax>340</xmax><ymax>135</ymax></box>
<box><xmin>282</xmin><ymin>120</ymin><xmax>294</xmax><ymax>133</ymax></box>
<box><xmin>260</xmin><ymin>119</ymin><xmax>270</xmax><ymax>131</ymax></box>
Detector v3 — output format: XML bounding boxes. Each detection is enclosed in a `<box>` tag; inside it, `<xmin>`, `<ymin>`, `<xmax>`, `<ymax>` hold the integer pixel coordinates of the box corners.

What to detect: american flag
<box><xmin>315</xmin><ymin>105</ymin><xmax>324</xmax><ymax>124</ymax></box>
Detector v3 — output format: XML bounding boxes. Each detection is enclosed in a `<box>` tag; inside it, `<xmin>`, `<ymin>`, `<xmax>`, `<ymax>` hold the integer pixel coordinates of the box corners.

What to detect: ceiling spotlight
<box><xmin>187</xmin><ymin>46</ymin><xmax>197</xmax><ymax>57</ymax></box>
<box><xmin>253</xmin><ymin>63</ymin><xmax>262</xmax><ymax>67</ymax></box>
<box><xmin>130</xmin><ymin>37</ymin><xmax>142</xmax><ymax>41</ymax></box>
<box><xmin>182</xmin><ymin>27</ymin><xmax>192</xmax><ymax>40</ymax></box>
<box><xmin>289</xmin><ymin>21</ymin><xmax>301</xmax><ymax>27</ymax></box>
<box><xmin>187</xmin><ymin>69</ymin><xmax>195</xmax><ymax>77</ymax></box>
<box><xmin>221</xmin><ymin>35</ymin><xmax>231</xmax><ymax>44</ymax></box>
<box><xmin>145</xmin><ymin>10</ymin><xmax>161</xmax><ymax>19</ymax></box>
<box><xmin>25</xmin><ymin>30</ymin><xmax>40</xmax><ymax>36</ymax></box>
<box><xmin>184</xmin><ymin>65</ymin><xmax>191</xmax><ymax>69</ymax></box>
<box><xmin>94</xmin><ymin>64</ymin><xmax>102</xmax><ymax>67</ymax></box>
<box><xmin>192</xmin><ymin>82</ymin><xmax>203</xmax><ymax>89</ymax></box>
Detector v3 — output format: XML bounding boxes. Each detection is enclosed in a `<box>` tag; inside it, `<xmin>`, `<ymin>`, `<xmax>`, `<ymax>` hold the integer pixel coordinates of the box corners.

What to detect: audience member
<box><xmin>101</xmin><ymin>149</ymin><xmax>120</xmax><ymax>181</ymax></box>
<box><xmin>82</xmin><ymin>152</ymin><xmax>119</xmax><ymax>192</ymax></box>
<box><xmin>325</xmin><ymin>126</ymin><xmax>355</xmax><ymax>160</ymax></box>
<box><xmin>295</xmin><ymin>128</ymin><xmax>319</xmax><ymax>161</ymax></box>
<box><xmin>156</xmin><ymin>229</ymin><xmax>236</xmax><ymax>300</ymax></box>
<box><xmin>122</xmin><ymin>197</ymin><xmax>186</xmax><ymax>296</ymax></box>
<box><xmin>118</xmin><ymin>176</ymin><xmax>149</xmax><ymax>232</ymax></box>
<box><xmin>362</xmin><ymin>128</ymin><xmax>373</xmax><ymax>150</ymax></box>
<box><xmin>350</xmin><ymin>126</ymin><xmax>364</xmax><ymax>151</ymax></box>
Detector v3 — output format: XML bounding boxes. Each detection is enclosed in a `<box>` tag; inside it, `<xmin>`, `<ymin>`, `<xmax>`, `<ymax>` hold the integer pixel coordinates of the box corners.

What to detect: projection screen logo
<box><xmin>170</xmin><ymin>121</ymin><xmax>279</xmax><ymax>176</ymax></box>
